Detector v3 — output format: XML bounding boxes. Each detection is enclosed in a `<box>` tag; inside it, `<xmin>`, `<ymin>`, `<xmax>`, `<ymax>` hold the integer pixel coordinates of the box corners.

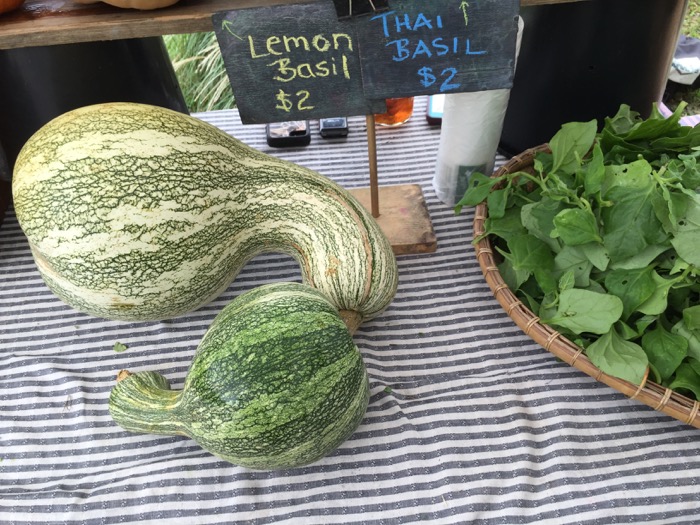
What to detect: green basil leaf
<box><xmin>616</xmin><ymin>321</ymin><xmax>639</xmax><ymax>341</ymax></box>
<box><xmin>669</xmin><ymin>363</ymin><xmax>700</xmax><ymax>400</ymax></box>
<box><xmin>553</xmin><ymin>207</ymin><xmax>603</xmax><ymax>246</ymax></box>
<box><xmin>650</xmin><ymin>126</ymin><xmax>700</xmax><ymax>156</ymax></box>
<box><xmin>544</xmin><ymin>289</ymin><xmax>623</xmax><ymax>335</ymax></box>
<box><xmin>637</xmin><ymin>271</ymin><xmax>677</xmax><ymax>316</ymax></box>
<box><xmin>521</xmin><ymin>197</ymin><xmax>564</xmax><ymax>251</ymax></box>
<box><xmin>533</xmin><ymin>267</ymin><xmax>558</xmax><ymax>296</ymax></box>
<box><xmin>554</xmin><ymin>245</ymin><xmax>593</xmax><ymax>288</ymax></box>
<box><xmin>497</xmin><ymin>257</ymin><xmax>530</xmax><ymax>292</ymax></box>
<box><xmin>486</xmin><ymin>187</ymin><xmax>510</xmax><ymax>219</ymax></box>
<box><xmin>455</xmin><ymin>172</ymin><xmax>501</xmax><ymax>211</ymax></box>
<box><xmin>601</xmin><ymin>161</ymin><xmax>666</xmax><ymax>262</ymax></box>
<box><xmin>660</xmin><ymin>191</ymin><xmax>700</xmax><ymax>266</ymax></box>
<box><xmin>671</xmin><ymin>321</ymin><xmax>700</xmax><ymax>362</ymax></box>
<box><xmin>641</xmin><ymin>322</ymin><xmax>688</xmax><ymax>382</ymax></box>
<box><xmin>558</xmin><ymin>269</ymin><xmax>576</xmax><ymax>292</ymax></box>
<box><xmin>635</xmin><ymin>315</ymin><xmax>658</xmax><ymax>337</ymax></box>
<box><xmin>604</xmin><ymin>102</ymin><xmax>684</xmax><ymax>147</ymax></box>
<box><xmin>549</xmin><ymin>120</ymin><xmax>598</xmax><ymax>174</ymax></box>
<box><xmin>483</xmin><ymin>207</ymin><xmax>527</xmax><ymax>244</ymax></box>
<box><xmin>651</xmin><ymin>187</ymin><xmax>688</xmax><ymax>234</ymax></box>
<box><xmin>602</xmin><ymin>104</ymin><xmax>639</xmax><ymax>135</ymax></box>
<box><xmin>582</xmin><ymin>143</ymin><xmax>606</xmax><ymax>196</ymax></box>
<box><xmin>609</xmin><ymin>244</ymin><xmax>670</xmax><ymax>271</ymax></box>
<box><xmin>586</xmin><ymin>327</ymin><xmax>648</xmax><ymax>385</ymax></box>
<box><xmin>683</xmin><ymin>305</ymin><xmax>700</xmax><ymax>331</ymax></box>
<box><xmin>689</xmin><ymin>358</ymin><xmax>700</xmax><ymax>378</ymax></box>
<box><xmin>668</xmin><ymin>188</ymin><xmax>700</xmax><ymax>233</ymax></box>
<box><xmin>678</xmin><ymin>152</ymin><xmax>700</xmax><ymax>189</ymax></box>
<box><xmin>580</xmin><ymin>242</ymin><xmax>610</xmax><ymax>272</ymax></box>
<box><xmin>671</xmin><ymin>231</ymin><xmax>700</xmax><ymax>267</ymax></box>
<box><xmin>507</xmin><ymin>235</ymin><xmax>555</xmax><ymax>275</ymax></box>
<box><xmin>604</xmin><ymin>266</ymin><xmax>657</xmax><ymax>320</ymax></box>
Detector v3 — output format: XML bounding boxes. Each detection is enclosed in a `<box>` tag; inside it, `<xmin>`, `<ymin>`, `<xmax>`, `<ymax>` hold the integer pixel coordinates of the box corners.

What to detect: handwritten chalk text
<box><xmin>245</xmin><ymin>32</ymin><xmax>354</xmax><ymax>87</ymax></box>
<box><xmin>247</xmin><ymin>33</ymin><xmax>353</xmax><ymax>58</ymax></box>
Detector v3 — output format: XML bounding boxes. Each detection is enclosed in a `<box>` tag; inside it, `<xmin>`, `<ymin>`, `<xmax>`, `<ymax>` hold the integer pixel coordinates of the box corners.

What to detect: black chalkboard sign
<box><xmin>213</xmin><ymin>0</ymin><xmax>519</xmax><ymax>124</ymax></box>
<box><xmin>213</xmin><ymin>2</ymin><xmax>385</xmax><ymax>124</ymax></box>
<box><xmin>357</xmin><ymin>0</ymin><xmax>520</xmax><ymax>98</ymax></box>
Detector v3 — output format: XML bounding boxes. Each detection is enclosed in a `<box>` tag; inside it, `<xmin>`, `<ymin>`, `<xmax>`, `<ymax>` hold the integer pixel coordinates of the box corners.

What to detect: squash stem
<box><xmin>339</xmin><ymin>310</ymin><xmax>363</xmax><ymax>334</ymax></box>
<box><xmin>109</xmin><ymin>370</ymin><xmax>186</xmax><ymax>436</ymax></box>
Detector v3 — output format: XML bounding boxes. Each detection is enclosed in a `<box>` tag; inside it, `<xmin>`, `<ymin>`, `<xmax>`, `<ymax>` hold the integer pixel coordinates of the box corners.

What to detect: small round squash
<box><xmin>109</xmin><ymin>282</ymin><xmax>370</xmax><ymax>470</ymax></box>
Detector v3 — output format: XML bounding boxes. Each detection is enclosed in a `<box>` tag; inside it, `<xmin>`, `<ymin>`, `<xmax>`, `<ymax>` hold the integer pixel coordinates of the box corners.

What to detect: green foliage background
<box><xmin>685</xmin><ymin>0</ymin><xmax>700</xmax><ymax>38</ymax></box>
<box><xmin>164</xmin><ymin>32</ymin><xmax>234</xmax><ymax>113</ymax></box>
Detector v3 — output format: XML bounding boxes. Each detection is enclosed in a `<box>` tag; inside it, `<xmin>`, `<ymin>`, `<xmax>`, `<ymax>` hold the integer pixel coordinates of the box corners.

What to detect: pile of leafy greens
<box><xmin>457</xmin><ymin>103</ymin><xmax>700</xmax><ymax>398</ymax></box>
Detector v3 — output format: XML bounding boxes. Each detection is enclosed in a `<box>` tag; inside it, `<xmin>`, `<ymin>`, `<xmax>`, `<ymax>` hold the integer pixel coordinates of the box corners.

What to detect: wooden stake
<box><xmin>365</xmin><ymin>114</ymin><xmax>380</xmax><ymax>218</ymax></box>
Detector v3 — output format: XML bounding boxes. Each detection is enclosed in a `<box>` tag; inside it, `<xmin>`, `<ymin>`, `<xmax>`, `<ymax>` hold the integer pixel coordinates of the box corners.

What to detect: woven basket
<box><xmin>474</xmin><ymin>144</ymin><xmax>700</xmax><ymax>428</ymax></box>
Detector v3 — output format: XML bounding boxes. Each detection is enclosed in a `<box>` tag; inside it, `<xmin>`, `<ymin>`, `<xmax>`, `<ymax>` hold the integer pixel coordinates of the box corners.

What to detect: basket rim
<box><xmin>473</xmin><ymin>144</ymin><xmax>700</xmax><ymax>429</ymax></box>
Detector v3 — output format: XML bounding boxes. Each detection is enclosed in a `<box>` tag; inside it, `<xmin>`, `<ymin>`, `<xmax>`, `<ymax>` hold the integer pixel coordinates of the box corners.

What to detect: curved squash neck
<box><xmin>109</xmin><ymin>370</ymin><xmax>186</xmax><ymax>436</ymax></box>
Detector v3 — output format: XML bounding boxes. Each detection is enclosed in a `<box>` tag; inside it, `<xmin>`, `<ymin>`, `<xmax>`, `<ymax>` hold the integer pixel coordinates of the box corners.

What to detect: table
<box><xmin>2</xmin><ymin>97</ymin><xmax>700</xmax><ymax>524</ymax></box>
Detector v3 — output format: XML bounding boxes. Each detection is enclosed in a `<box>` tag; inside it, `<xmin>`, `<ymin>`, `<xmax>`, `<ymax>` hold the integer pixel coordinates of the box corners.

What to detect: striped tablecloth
<box><xmin>3</xmin><ymin>97</ymin><xmax>700</xmax><ymax>525</ymax></box>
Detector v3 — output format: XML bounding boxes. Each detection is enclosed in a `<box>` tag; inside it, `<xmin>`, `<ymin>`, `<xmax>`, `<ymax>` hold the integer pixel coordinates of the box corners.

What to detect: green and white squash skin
<box><xmin>12</xmin><ymin>102</ymin><xmax>397</xmax><ymax>324</ymax></box>
<box><xmin>109</xmin><ymin>282</ymin><xmax>370</xmax><ymax>470</ymax></box>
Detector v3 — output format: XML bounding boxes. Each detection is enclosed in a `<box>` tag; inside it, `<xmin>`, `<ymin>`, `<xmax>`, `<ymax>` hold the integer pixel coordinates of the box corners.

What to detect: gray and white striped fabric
<box><xmin>2</xmin><ymin>97</ymin><xmax>700</xmax><ymax>525</ymax></box>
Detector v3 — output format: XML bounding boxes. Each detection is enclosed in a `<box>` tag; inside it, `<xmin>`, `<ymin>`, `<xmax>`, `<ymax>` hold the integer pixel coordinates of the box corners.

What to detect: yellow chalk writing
<box><xmin>246</xmin><ymin>31</ymin><xmax>355</xmax><ymax>113</ymax></box>
<box><xmin>248</xmin><ymin>32</ymin><xmax>353</xmax><ymax>58</ymax></box>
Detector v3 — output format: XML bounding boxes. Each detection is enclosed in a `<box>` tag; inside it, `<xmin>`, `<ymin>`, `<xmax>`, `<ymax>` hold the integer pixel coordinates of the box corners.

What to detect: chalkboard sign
<box><xmin>213</xmin><ymin>0</ymin><xmax>519</xmax><ymax>124</ymax></box>
<box><xmin>213</xmin><ymin>2</ymin><xmax>385</xmax><ymax>124</ymax></box>
<box><xmin>356</xmin><ymin>0</ymin><xmax>520</xmax><ymax>98</ymax></box>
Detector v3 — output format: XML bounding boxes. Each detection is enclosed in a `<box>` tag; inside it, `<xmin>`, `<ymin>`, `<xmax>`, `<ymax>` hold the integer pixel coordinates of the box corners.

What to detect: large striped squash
<box><xmin>109</xmin><ymin>282</ymin><xmax>370</xmax><ymax>470</ymax></box>
<box><xmin>12</xmin><ymin>103</ymin><xmax>398</xmax><ymax>327</ymax></box>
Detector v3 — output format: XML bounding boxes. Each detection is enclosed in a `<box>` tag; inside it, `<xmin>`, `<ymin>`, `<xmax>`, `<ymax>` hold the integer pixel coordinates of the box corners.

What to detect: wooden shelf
<box><xmin>0</xmin><ymin>0</ymin><xmax>588</xmax><ymax>50</ymax></box>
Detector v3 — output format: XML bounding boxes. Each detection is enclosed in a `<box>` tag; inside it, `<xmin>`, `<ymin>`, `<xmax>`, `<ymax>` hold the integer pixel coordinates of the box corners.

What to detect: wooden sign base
<box><xmin>349</xmin><ymin>183</ymin><xmax>437</xmax><ymax>255</ymax></box>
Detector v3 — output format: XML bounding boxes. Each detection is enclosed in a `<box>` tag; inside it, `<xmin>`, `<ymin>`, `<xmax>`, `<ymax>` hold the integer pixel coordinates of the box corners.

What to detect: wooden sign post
<box><xmin>213</xmin><ymin>0</ymin><xmax>520</xmax><ymax>255</ymax></box>
<box><xmin>365</xmin><ymin>114</ymin><xmax>380</xmax><ymax>217</ymax></box>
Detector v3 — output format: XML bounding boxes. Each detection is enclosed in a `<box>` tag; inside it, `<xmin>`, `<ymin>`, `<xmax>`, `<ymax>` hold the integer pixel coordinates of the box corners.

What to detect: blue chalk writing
<box><xmin>387</xmin><ymin>37</ymin><xmax>486</xmax><ymax>62</ymax></box>
<box><xmin>417</xmin><ymin>66</ymin><xmax>461</xmax><ymax>92</ymax></box>
<box><xmin>371</xmin><ymin>11</ymin><xmax>444</xmax><ymax>37</ymax></box>
<box><xmin>370</xmin><ymin>4</ymin><xmax>489</xmax><ymax>93</ymax></box>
